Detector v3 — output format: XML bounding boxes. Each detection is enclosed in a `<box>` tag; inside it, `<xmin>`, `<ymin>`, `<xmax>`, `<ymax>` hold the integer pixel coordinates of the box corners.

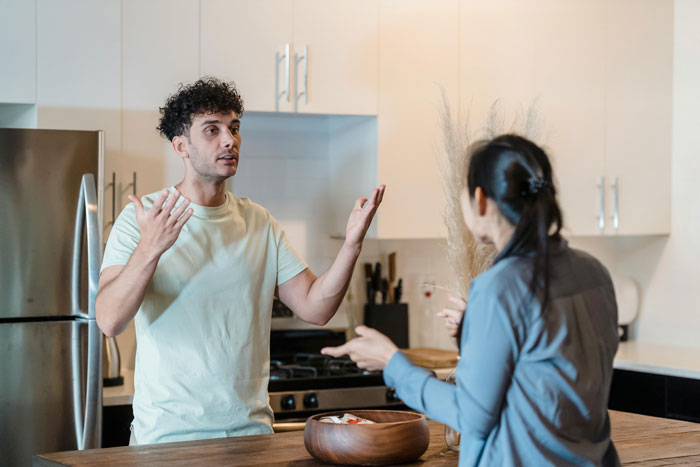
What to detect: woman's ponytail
<box><xmin>456</xmin><ymin>135</ymin><xmax>562</xmax><ymax>346</ymax></box>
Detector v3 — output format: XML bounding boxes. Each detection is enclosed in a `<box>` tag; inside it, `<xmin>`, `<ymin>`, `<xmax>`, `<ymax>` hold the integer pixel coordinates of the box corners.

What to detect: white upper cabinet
<box><xmin>36</xmin><ymin>0</ymin><xmax>120</xmax><ymax>110</ymax></box>
<box><xmin>376</xmin><ymin>0</ymin><xmax>459</xmax><ymax>239</ymax></box>
<box><xmin>604</xmin><ymin>0</ymin><xmax>673</xmax><ymax>236</ymax></box>
<box><xmin>292</xmin><ymin>0</ymin><xmax>378</xmax><ymax>115</ymax></box>
<box><xmin>200</xmin><ymin>0</ymin><xmax>378</xmax><ymax>115</ymax></box>
<box><xmin>460</xmin><ymin>0</ymin><xmax>536</xmax><ymax>132</ymax></box>
<box><xmin>201</xmin><ymin>0</ymin><xmax>294</xmax><ymax>113</ymax></box>
<box><xmin>0</xmin><ymin>0</ymin><xmax>36</xmax><ymax>104</ymax></box>
<box><xmin>533</xmin><ymin>0</ymin><xmax>607</xmax><ymax>237</ymax></box>
<box><xmin>530</xmin><ymin>0</ymin><xmax>672</xmax><ymax>237</ymax></box>
<box><xmin>122</xmin><ymin>0</ymin><xmax>200</xmax><ymax>111</ymax></box>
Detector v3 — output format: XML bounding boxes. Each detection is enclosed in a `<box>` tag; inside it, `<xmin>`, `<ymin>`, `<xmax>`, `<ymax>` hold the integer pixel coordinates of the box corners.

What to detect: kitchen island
<box><xmin>34</xmin><ymin>411</ymin><xmax>700</xmax><ymax>466</ymax></box>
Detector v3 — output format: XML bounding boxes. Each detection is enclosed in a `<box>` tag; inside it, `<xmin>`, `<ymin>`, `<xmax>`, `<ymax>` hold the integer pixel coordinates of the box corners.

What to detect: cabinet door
<box><xmin>377</xmin><ymin>0</ymin><xmax>459</xmax><ymax>239</ymax></box>
<box><xmin>460</xmin><ymin>0</ymin><xmax>536</xmax><ymax>135</ymax></box>
<box><xmin>122</xmin><ymin>0</ymin><xmax>200</xmax><ymax>199</ymax></box>
<box><xmin>604</xmin><ymin>0</ymin><xmax>673</xmax><ymax>235</ymax></box>
<box><xmin>201</xmin><ymin>0</ymin><xmax>294</xmax><ymax>113</ymax></box>
<box><xmin>0</xmin><ymin>0</ymin><xmax>35</xmax><ymax>104</ymax></box>
<box><xmin>533</xmin><ymin>0</ymin><xmax>607</xmax><ymax>236</ymax></box>
<box><xmin>293</xmin><ymin>0</ymin><xmax>379</xmax><ymax>115</ymax></box>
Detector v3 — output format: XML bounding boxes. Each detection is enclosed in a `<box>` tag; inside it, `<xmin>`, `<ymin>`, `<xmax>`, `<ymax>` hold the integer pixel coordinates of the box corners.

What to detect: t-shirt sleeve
<box><xmin>271</xmin><ymin>219</ymin><xmax>308</xmax><ymax>286</ymax></box>
<box><xmin>101</xmin><ymin>204</ymin><xmax>140</xmax><ymax>273</ymax></box>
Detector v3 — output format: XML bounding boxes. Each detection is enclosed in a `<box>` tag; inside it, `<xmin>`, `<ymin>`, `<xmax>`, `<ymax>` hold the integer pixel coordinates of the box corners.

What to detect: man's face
<box><xmin>184</xmin><ymin>111</ymin><xmax>241</xmax><ymax>182</ymax></box>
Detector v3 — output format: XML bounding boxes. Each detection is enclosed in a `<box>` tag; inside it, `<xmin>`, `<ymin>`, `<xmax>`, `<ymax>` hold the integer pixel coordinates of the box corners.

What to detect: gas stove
<box><xmin>268</xmin><ymin>331</ymin><xmax>405</xmax><ymax>423</ymax></box>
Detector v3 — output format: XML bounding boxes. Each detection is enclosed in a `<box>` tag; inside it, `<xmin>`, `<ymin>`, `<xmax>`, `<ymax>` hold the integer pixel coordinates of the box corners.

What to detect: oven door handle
<box><xmin>273</xmin><ymin>422</ymin><xmax>307</xmax><ymax>432</ymax></box>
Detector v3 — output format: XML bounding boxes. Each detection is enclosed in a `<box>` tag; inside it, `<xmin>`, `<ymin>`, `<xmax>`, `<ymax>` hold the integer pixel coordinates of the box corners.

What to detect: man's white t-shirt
<box><xmin>101</xmin><ymin>187</ymin><xmax>307</xmax><ymax>445</ymax></box>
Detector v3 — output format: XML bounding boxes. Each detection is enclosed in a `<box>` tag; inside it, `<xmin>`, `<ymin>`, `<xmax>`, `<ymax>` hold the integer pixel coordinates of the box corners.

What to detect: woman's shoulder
<box><xmin>557</xmin><ymin>245</ymin><xmax>614</xmax><ymax>290</ymax></box>
<box><xmin>470</xmin><ymin>257</ymin><xmax>533</xmax><ymax>313</ymax></box>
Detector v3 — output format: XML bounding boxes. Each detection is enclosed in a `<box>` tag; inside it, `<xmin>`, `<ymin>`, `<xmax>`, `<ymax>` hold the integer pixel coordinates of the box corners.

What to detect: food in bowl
<box><xmin>319</xmin><ymin>413</ymin><xmax>376</xmax><ymax>425</ymax></box>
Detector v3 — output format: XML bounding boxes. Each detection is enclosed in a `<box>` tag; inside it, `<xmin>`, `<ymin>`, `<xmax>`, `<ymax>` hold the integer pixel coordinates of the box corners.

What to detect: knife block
<box><xmin>363</xmin><ymin>303</ymin><xmax>409</xmax><ymax>349</ymax></box>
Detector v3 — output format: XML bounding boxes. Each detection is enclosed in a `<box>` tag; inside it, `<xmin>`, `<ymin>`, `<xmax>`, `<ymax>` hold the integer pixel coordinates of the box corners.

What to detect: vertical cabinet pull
<box><xmin>295</xmin><ymin>45</ymin><xmax>309</xmax><ymax>105</ymax></box>
<box><xmin>104</xmin><ymin>172</ymin><xmax>116</xmax><ymax>230</ymax></box>
<box><xmin>611</xmin><ymin>177</ymin><xmax>620</xmax><ymax>231</ymax></box>
<box><xmin>597</xmin><ymin>176</ymin><xmax>606</xmax><ymax>231</ymax></box>
<box><xmin>105</xmin><ymin>172</ymin><xmax>136</xmax><ymax>231</ymax></box>
<box><xmin>277</xmin><ymin>43</ymin><xmax>291</xmax><ymax>103</ymax></box>
<box><xmin>125</xmin><ymin>171</ymin><xmax>137</xmax><ymax>197</ymax></box>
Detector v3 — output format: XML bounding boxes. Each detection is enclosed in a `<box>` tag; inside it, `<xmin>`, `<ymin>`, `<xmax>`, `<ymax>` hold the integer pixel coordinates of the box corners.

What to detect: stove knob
<box><xmin>281</xmin><ymin>395</ymin><xmax>296</xmax><ymax>411</ymax></box>
<box><xmin>386</xmin><ymin>388</ymin><xmax>401</xmax><ymax>403</ymax></box>
<box><xmin>303</xmin><ymin>393</ymin><xmax>318</xmax><ymax>409</ymax></box>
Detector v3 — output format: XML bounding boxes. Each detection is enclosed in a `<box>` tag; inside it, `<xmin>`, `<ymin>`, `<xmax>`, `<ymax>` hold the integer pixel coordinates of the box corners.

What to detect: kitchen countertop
<box><xmin>614</xmin><ymin>341</ymin><xmax>700</xmax><ymax>379</ymax></box>
<box><xmin>33</xmin><ymin>411</ymin><xmax>700</xmax><ymax>466</ymax></box>
<box><xmin>102</xmin><ymin>367</ymin><xmax>454</xmax><ymax>407</ymax></box>
<box><xmin>103</xmin><ymin>369</ymin><xmax>134</xmax><ymax>407</ymax></box>
<box><xmin>103</xmin><ymin>342</ymin><xmax>700</xmax><ymax>407</ymax></box>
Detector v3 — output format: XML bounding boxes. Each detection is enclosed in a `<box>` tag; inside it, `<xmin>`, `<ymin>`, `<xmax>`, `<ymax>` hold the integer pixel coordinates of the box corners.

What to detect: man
<box><xmin>96</xmin><ymin>77</ymin><xmax>384</xmax><ymax>445</ymax></box>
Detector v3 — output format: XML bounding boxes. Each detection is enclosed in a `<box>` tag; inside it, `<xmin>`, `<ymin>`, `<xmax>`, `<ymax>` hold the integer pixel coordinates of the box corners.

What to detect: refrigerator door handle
<box><xmin>71</xmin><ymin>322</ymin><xmax>85</xmax><ymax>448</ymax></box>
<box><xmin>71</xmin><ymin>174</ymin><xmax>103</xmax><ymax>449</ymax></box>
<box><xmin>71</xmin><ymin>174</ymin><xmax>101</xmax><ymax>319</ymax></box>
<box><xmin>73</xmin><ymin>320</ymin><xmax>103</xmax><ymax>450</ymax></box>
<box><xmin>82</xmin><ymin>320</ymin><xmax>103</xmax><ymax>449</ymax></box>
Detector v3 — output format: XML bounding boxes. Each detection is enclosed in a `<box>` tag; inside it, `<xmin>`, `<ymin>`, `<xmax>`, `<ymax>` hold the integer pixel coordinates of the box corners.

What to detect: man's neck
<box><xmin>175</xmin><ymin>177</ymin><xmax>228</xmax><ymax>207</ymax></box>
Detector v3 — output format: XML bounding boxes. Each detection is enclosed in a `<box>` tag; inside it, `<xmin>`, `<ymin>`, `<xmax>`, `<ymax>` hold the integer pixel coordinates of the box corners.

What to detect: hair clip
<box><xmin>524</xmin><ymin>178</ymin><xmax>551</xmax><ymax>196</ymax></box>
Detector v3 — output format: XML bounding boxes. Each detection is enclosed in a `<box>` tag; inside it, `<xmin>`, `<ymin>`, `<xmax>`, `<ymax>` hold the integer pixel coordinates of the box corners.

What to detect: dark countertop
<box><xmin>34</xmin><ymin>411</ymin><xmax>700</xmax><ymax>466</ymax></box>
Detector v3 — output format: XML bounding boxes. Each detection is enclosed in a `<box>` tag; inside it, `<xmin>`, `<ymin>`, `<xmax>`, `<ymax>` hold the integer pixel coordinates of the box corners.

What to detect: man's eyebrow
<box><xmin>200</xmin><ymin>119</ymin><xmax>240</xmax><ymax>126</ymax></box>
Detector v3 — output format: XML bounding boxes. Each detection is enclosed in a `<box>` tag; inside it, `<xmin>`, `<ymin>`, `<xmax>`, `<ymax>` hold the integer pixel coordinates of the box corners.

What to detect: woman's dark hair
<box><xmin>157</xmin><ymin>77</ymin><xmax>245</xmax><ymax>141</ymax></box>
<box><xmin>456</xmin><ymin>134</ymin><xmax>563</xmax><ymax>344</ymax></box>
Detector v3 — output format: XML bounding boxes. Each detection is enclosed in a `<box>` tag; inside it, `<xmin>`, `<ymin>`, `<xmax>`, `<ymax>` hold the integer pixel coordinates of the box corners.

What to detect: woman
<box><xmin>322</xmin><ymin>135</ymin><xmax>620</xmax><ymax>466</ymax></box>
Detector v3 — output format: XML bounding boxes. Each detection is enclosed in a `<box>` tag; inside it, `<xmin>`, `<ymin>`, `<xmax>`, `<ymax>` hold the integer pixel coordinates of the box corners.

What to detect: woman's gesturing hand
<box><xmin>437</xmin><ymin>294</ymin><xmax>467</xmax><ymax>338</ymax></box>
<box><xmin>321</xmin><ymin>325</ymin><xmax>399</xmax><ymax>371</ymax></box>
<box><xmin>129</xmin><ymin>189</ymin><xmax>193</xmax><ymax>260</ymax></box>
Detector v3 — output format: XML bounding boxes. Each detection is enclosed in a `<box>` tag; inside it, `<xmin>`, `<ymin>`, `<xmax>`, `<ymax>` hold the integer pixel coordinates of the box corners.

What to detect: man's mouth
<box><xmin>218</xmin><ymin>154</ymin><xmax>237</xmax><ymax>161</ymax></box>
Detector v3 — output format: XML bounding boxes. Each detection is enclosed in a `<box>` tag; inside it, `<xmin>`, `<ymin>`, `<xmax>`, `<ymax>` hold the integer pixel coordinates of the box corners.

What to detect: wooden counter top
<box><xmin>34</xmin><ymin>411</ymin><xmax>700</xmax><ymax>466</ymax></box>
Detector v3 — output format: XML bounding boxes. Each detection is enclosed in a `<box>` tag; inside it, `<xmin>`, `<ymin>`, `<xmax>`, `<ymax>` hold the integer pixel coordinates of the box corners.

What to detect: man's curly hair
<box><xmin>157</xmin><ymin>77</ymin><xmax>245</xmax><ymax>141</ymax></box>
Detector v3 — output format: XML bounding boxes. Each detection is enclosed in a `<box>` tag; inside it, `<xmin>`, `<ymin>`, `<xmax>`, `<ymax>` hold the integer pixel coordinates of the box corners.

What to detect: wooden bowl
<box><xmin>303</xmin><ymin>410</ymin><xmax>429</xmax><ymax>466</ymax></box>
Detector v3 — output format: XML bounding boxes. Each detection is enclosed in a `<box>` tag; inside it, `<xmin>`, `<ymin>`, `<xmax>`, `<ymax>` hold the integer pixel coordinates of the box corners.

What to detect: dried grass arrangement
<box><xmin>437</xmin><ymin>90</ymin><xmax>543</xmax><ymax>299</ymax></box>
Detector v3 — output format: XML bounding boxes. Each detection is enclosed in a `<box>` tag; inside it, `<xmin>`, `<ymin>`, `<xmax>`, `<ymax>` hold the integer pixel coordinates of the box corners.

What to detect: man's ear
<box><xmin>474</xmin><ymin>187</ymin><xmax>488</xmax><ymax>216</ymax></box>
<box><xmin>172</xmin><ymin>135</ymin><xmax>189</xmax><ymax>160</ymax></box>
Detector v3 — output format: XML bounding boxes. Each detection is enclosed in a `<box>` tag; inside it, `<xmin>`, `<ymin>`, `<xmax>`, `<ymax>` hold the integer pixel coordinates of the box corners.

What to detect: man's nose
<box><xmin>221</xmin><ymin>128</ymin><xmax>234</xmax><ymax>148</ymax></box>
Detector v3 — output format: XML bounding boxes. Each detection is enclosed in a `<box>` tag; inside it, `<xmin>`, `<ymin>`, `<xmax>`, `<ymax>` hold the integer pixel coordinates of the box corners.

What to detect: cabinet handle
<box><xmin>104</xmin><ymin>171</ymin><xmax>116</xmax><ymax>229</ymax></box>
<box><xmin>611</xmin><ymin>177</ymin><xmax>620</xmax><ymax>231</ymax></box>
<box><xmin>295</xmin><ymin>45</ymin><xmax>309</xmax><ymax>105</ymax></box>
<box><xmin>124</xmin><ymin>171</ymin><xmax>137</xmax><ymax>197</ymax></box>
<box><xmin>277</xmin><ymin>43</ymin><xmax>291</xmax><ymax>103</ymax></box>
<box><xmin>598</xmin><ymin>176</ymin><xmax>606</xmax><ymax>231</ymax></box>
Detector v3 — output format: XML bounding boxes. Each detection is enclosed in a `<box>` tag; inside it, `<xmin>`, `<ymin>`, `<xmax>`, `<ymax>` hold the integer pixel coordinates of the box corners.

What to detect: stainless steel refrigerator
<box><xmin>0</xmin><ymin>128</ymin><xmax>103</xmax><ymax>466</ymax></box>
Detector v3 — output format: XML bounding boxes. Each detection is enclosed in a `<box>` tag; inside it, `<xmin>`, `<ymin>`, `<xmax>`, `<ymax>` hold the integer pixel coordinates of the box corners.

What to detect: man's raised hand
<box><xmin>345</xmin><ymin>185</ymin><xmax>386</xmax><ymax>250</ymax></box>
<box><xmin>129</xmin><ymin>189</ymin><xmax>193</xmax><ymax>259</ymax></box>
